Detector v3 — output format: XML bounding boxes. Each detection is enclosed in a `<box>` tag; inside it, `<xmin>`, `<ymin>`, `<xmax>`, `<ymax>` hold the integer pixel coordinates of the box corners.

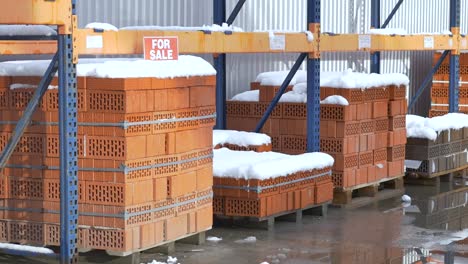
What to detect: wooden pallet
<box><xmin>77</xmin><ymin>229</ymin><xmax>209</xmax><ymax>264</ymax></box>
<box><xmin>332</xmin><ymin>175</ymin><xmax>405</xmax><ymax>209</ymax></box>
<box><xmin>405</xmin><ymin>165</ymin><xmax>468</xmax><ymax>186</ymax></box>
<box><xmin>214</xmin><ymin>201</ymin><xmax>330</xmax><ymax>231</ymax></box>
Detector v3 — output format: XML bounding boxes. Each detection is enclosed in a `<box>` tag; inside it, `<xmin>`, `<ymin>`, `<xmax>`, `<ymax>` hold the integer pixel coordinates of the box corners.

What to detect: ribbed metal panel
<box><xmin>76</xmin><ymin>0</ymin><xmax>468</xmax><ymax>115</ymax></box>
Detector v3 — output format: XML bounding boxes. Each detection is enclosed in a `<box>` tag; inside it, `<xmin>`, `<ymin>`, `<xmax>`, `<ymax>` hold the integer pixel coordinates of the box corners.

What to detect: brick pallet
<box><xmin>226</xmin><ymin>82</ymin><xmax>407</xmax><ymax>205</ymax></box>
<box><xmin>431</xmin><ymin>52</ymin><xmax>468</xmax><ymax>114</ymax></box>
<box><xmin>0</xmin><ymin>74</ymin><xmax>215</xmax><ymax>255</ymax></box>
<box><xmin>213</xmin><ymin>147</ymin><xmax>333</xmax><ymax>229</ymax></box>
<box><xmin>406</xmin><ymin>128</ymin><xmax>468</xmax><ymax>180</ymax></box>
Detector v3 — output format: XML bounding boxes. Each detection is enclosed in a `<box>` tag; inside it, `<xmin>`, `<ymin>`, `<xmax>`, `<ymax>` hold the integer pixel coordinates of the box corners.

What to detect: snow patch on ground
<box><xmin>85</xmin><ymin>22</ymin><xmax>119</xmax><ymax>32</ymax></box>
<box><xmin>0</xmin><ymin>25</ymin><xmax>56</xmax><ymax>36</ymax></box>
<box><xmin>214</xmin><ymin>148</ymin><xmax>334</xmax><ymax>180</ymax></box>
<box><xmin>320</xmin><ymin>95</ymin><xmax>349</xmax><ymax>106</ymax></box>
<box><xmin>401</xmin><ymin>195</ymin><xmax>412</xmax><ymax>203</ymax></box>
<box><xmin>0</xmin><ymin>56</ymin><xmax>216</xmax><ymax>79</ymax></box>
<box><xmin>121</xmin><ymin>23</ymin><xmax>243</xmax><ymax>32</ymax></box>
<box><xmin>206</xmin><ymin>236</ymin><xmax>223</xmax><ymax>242</ymax></box>
<box><xmin>406</xmin><ymin>114</ymin><xmax>468</xmax><ymax>140</ymax></box>
<box><xmin>0</xmin><ymin>243</ymin><xmax>54</xmax><ymax>255</ymax></box>
<box><xmin>213</xmin><ymin>130</ymin><xmax>271</xmax><ymax>147</ymax></box>
<box><xmin>235</xmin><ymin>236</ymin><xmax>257</xmax><ymax>243</ymax></box>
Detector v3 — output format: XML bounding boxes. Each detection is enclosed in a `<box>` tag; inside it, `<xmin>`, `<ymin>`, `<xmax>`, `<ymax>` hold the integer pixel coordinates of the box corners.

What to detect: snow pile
<box><xmin>255</xmin><ymin>70</ymin><xmax>307</xmax><ymax>86</ymax></box>
<box><xmin>10</xmin><ymin>84</ymin><xmax>58</xmax><ymax>90</ymax></box>
<box><xmin>146</xmin><ymin>256</ymin><xmax>178</xmax><ymax>264</ymax></box>
<box><xmin>368</xmin><ymin>28</ymin><xmax>408</xmax><ymax>35</ymax></box>
<box><xmin>85</xmin><ymin>22</ymin><xmax>118</xmax><ymax>32</ymax></box>
<box><xmin>0</xmin><ymin>243</ymin><xmax>54</xmax><ymax>255</ymax></box>
<box><xmin>206</xmin><ymin>236</ymin><xmax>223</xmax><ymax>242</ymax></box>
<box><xmin>0</xmin><ymin>25</ymin><xmax>56</xmax><ymax>36</ymax></box>
<box><xmin>320</xmin><ymin>95</ymin><xmax>349</xmax><ymax>106</ymax></box>
<box><xmin>401</xmin><ymin>195</ymin><xmax>412</xmax><ymax>203</ymax></box>
<box><xmin>231</xmin><ymin>90</ymin><xmax>259</xmax><ymax>102</ymax></box>
<box><xmin>213</xmin><ymin>130</ymin><xmax>271</xmax><ymax>147</ymax></box>
<box><xmin>122</xmin><ymin>23</ymin><xmax>243</xmax><ymax>32</ymax></box>
<box><xmin>320</xmin><ymin>69</ymin><xmax>409</xmax><ymax>88</ymax></box>
<box><xmin>0</xmin><ymin>56</ymin><xmax>216</xmax><ymax>79</ymax></box>
<box><xmin>214</xmin><ymin>148</ymin><xmax>334</xmax><ymax>180</ymax></box>
<box><xmin>231</xmin><ymin>69</ymin><xmax>409</xmax><ymax>103</ymax></box>
<box><xmin>235</xmin><ymin>236</ymin><xmax>257</xmax><ymax>243</ymax></box>
<box><xmin>406</xmin><ymin>113</ymin><xmax>468</xmax><ymax>140</ymax></box>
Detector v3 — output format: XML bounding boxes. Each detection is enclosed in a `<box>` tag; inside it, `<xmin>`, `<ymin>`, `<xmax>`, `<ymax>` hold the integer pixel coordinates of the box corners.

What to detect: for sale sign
<box><xmin>144</xmin><ymin>37</ymin><xmax>179</xmax><ymax>61</ymax></box>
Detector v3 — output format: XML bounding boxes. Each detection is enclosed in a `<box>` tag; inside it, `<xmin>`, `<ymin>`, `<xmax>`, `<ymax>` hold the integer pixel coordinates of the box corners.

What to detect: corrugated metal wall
<box><xmin>77</xmin><ymin>0</ymin><xmax>468</xmax><ymax>116</ymax></box>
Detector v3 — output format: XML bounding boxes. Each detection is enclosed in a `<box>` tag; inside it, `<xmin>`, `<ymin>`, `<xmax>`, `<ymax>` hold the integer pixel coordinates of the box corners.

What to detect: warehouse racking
<box><xmin>0</xmin><ymin>0</ymin><xmax>466</xmax><ymax>263</ymax></box>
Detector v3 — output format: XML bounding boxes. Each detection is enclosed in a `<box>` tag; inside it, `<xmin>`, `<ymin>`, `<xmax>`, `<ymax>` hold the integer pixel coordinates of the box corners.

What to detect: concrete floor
<box><xmin>1</xmin><ymin>181</ymin><xmax>468</xmax><ymax>264</ymax></box>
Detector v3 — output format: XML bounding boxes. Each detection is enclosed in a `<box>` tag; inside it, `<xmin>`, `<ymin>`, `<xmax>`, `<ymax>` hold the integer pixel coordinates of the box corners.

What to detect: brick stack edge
<box><xmin>0</xmin><ymin>75</ymin><xmax>215</xmax><ymax>253</ymax></box>
<box><xmin>226</xmin><ymin>83</ymin><xmax>407</xmax><ymax>190</ymax></box>
<box><xmin>406</xmin><ymin>128</ymin><xmax>468</xmax><ymax>176</ymax></box>
<box><xmin>430</xmin><ymin>52</ymin><xmax>468</xmax><ymax>117</ymax></box>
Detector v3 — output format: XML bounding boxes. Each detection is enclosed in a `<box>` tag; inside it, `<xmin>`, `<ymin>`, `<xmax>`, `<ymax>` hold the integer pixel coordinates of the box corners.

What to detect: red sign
<box><xmin>144</xmin><ymin>37</ymin><xmax>179</xmax><ymax>61</ymax></box>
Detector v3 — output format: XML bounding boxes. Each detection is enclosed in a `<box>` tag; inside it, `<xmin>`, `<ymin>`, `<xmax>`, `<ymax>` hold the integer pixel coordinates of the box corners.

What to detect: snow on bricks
<box><xmin>0</xmin><ymin>57</ymin><xmax>216</xmax><ymax>254</ymax></box>
<box><xmin>227</xmin><ymin>70</ymin><xmax>409</xmax><ymax>190</ymax></box>
<box><xmin>213</xmin><ymin>148</ymin><xmax>334</xmax><ymax>218</ymax></box>
<box><xmin>213</xmin><ymin>130</ymin><xmax>272</xmax><ymax>152</ymax></box>
<box><xmin>405</xmin><ymin>113</ymin><xmax>468</xmax><ymax>176</ymax></box>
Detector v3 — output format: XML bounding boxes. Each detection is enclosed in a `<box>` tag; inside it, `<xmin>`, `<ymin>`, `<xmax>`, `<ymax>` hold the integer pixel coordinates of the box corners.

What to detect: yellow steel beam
<box><xmin>321</xmin><ymin>34</ymin><xmax>456</xmax><ymax>52</ymax></box>
<box><xmin>0</xmin><ymin>30</ymin><xmax>465</xmax><ymax>55</ymax></box>
<box><xmin>0</xmin><ymin>41</ymin><xmax>56</xmax><ymax>55</ymax></box>
<box><xmin>74</xmin><ymin>29</ymin><xmax>315</xmax><ymax>54</ymax></box>
<box><xmin>0</xmin><ymin>0</ymin><xmax>71</xmax><ymax>26</ymax></box>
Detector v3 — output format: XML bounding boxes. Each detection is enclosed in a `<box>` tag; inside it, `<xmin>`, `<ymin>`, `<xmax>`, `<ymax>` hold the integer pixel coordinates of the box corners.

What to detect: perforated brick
<box><xmin>333</xmin><ymin>153</ymin><xmax>359</xmax><ymax>171</ymax></box>
<box><xmin>9</xmin><ymin>89</ymin><xmax>45</xmax><ymax>110</ymax></box>
<box><xmin>387</xmin><ymin>145</ymin><xmax>406</xmax><ymax>162</ymax></box>
<box><xmin>320</xmin><ymin>105</ymin><xmax>356</xmax><ymax>121</ymax></box>
<box><xmin>87</xmin><ymin>228</ymin><xmax>130</xmax><ymax>251</ymax></box>
<box><xmin>226</xmin><ymin>101</ymin><xmax>251</xmax><ymax>117</ymax></box>
<box><xmin>153</xmin><ymin>111</ymin><xmax>177</xmax><ymax>132</ymax></box>
<box><xmin>9</xmin><ymin>178</ymin><xmax>43</xmax><ymax>200</ymax></box>
<box><xmin>126</xmin><ymin>204</ymin><xmax>153</xmax><ymax>226</ymax></box>
<box><xmin>177</xmin><ymin>109</ymin><xmax>199</xmax><ymax>130</ymax></box>
<box><xmin>126</xmin><ymin>113</ymin><xmax>153</xmax><ymax>135</ymax></box>
<box><xmin>281</xmin><ymin>136</ymin><xmax>306</xmax><ymax>154</ymax></box>
<box><xmin>359</xmin><ymin>151</ymin><xmax>374</xmax><ymax>167</ymax></box>
<box><xmin>47</xmin><ymin>90</ymin><xmax>86</xmax><ymax>111</ymax></box>
<box><xmin>253</xmin><ymin>103</ymin><xmax>282</xmax><ymax>118</ymax></box>
<box><xmin>199</xmin><ymin>107</ymin><xmax>216</xmax><ymax>127</ymax></box>
<box><xmin>389</xmin><ymin>115</ymin><xmax>406</xmax><ymax>130</ymax></box>
<box><xmin>0</xmin><ymin>91</ymin><xmax>8</xmax><ymax>109</ymax></box>
<box><xmin>88</xmin><ymin>90</ymin><xmax>125</xmax><ymax>113</ymax></box>
<box><xmin>14</xmin><ymin>134</ymin><xmax>44</xmax><ymax>155</ymax></box>
<box><xmin>86</xmin><ymin>182</ymin><xmax>125</xmax><ymax>206</ymax></box>
<box><xmin>389</xmin><ymin>85</ymin><xmax>406</xmax><ymax>99</ymax></box>
<box><xmin>282</xmin><ymin>103</ymin><xmax>306</xmax><ymax>119</ymax></box>
<box><xmin>213</xmin><ymin>197</ymin><xmax>225</xmax><ymax>215</ymax></box>
<box><xmin>375</xmin><ymin>118</ymin><xmax>389</xmax><ymax>132</ymax></box>
<box><xmin>360</xmin><ymin>120</ymin><xmax>376</xmax><ymax>134</ymax></box>
<box><xmin>320</xmin><ymin>137</ymin><xmax>358</xmax><ymax>154</ymax></box>
<box><xmin>154</xmin><ymin>155</ymin><xmax>180</xmax><ymax>177</ymax></box>
<box><xmin>126</xmin><ymin>158</ymin><xmax>153</xmax><ymax>181</ymax></box>
<box><xmin>373</xmin><ymin>148</ymin><xmax>388</xmax><ymax>163</ymax></box>
<box><xmin>9</xmin><ymin>222</ymin><xmax>44</xmax><ymax>245</ymax></box>
<box><xmin>225</xmin><ymin>197</ymin><xmax>261</xmax><ymax>217</ymax></box>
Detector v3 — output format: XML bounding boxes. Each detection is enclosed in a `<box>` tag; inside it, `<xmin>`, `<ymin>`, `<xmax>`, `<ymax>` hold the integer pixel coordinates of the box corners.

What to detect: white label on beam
<box><xmin>358</xmin><ymin>35</ymin><xmax>371</xmax><ymax>50</ymax></box>
<box><xmin>462</xmin><ymin>39</ymin><xmax>467</xmax><ymax>48</ymax></box>
<box><xmin>86</xmin><ymin>35</ymin><xmax>103</xmax><ymax>49</ymax></box>
<box><xmin>449</xmin><ymin>39</ymin><xmax>453</xmax><ymax>47</ymax></box>
<box><xmin>269</xmin><ymin>34</ymin><xmax>286</xmax><ymax>50</ymax></box>
<box><xmin>424</xmin><ymin>36</ymin><xmax>434</xmax><ymax>49</ymax></box>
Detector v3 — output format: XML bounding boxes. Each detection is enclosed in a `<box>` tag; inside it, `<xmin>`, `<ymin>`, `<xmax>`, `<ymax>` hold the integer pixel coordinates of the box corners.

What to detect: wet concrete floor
<box><xmin>1</xmin><ymin>180</ymin><xmax>468</xmax><ymax>264</ymax></box>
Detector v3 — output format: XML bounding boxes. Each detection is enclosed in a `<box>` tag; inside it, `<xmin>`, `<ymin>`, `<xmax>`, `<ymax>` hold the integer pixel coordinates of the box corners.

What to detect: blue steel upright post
<box><xmin>449</xmin><ymin>0</ymin><xmax>461</xmax><ymax>113</ymax></box>
<box><xmin>59</xmin><ymin>0</ymin><xmax>79</xmax><ymax>263</ymax></box>
<box><xmin>307</xmin><ymin>0</ymin><xmax>321</xmax><ymax>152</ymax></box>
<box><xmin>214</xmin><ymin>0</ymin><xmax>227</xmax><ymax>129</ymax></box>
<box><xmin>370</xmin><ymin>0</ymin><xmax>381</xmax><ymax>73</ymax></box>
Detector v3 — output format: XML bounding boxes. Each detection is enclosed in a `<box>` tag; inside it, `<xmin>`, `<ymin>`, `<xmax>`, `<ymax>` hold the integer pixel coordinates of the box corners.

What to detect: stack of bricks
<box><xmin>226</xmin><ymin>82</ymin><xmax>408</xmax><ymax>189</ymax></box>
<box><xmin>213</xmin><ymin>149</ymin><xmax>334</xmax><ymax>218</ymax></box>
<box><xmin>0</xmin><ymin>74</ymin><xmax>215</xmax><ymax>254</ymax></box>
<box><xmin>430</xmin><ymin>52</ymin><xmax>468</xmax><ymax>117</ymax></box>
<box><xmin>406</xmin><ymin>127</ymin><xmax>468</xmax><ymax>177</ymax></box>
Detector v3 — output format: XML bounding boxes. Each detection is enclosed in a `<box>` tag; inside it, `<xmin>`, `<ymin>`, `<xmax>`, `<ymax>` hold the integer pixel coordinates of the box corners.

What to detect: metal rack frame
<box><xmin>0</xmin><ymin>0</ymin><xmax>464</xmax><ymax>263</ymax></box>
